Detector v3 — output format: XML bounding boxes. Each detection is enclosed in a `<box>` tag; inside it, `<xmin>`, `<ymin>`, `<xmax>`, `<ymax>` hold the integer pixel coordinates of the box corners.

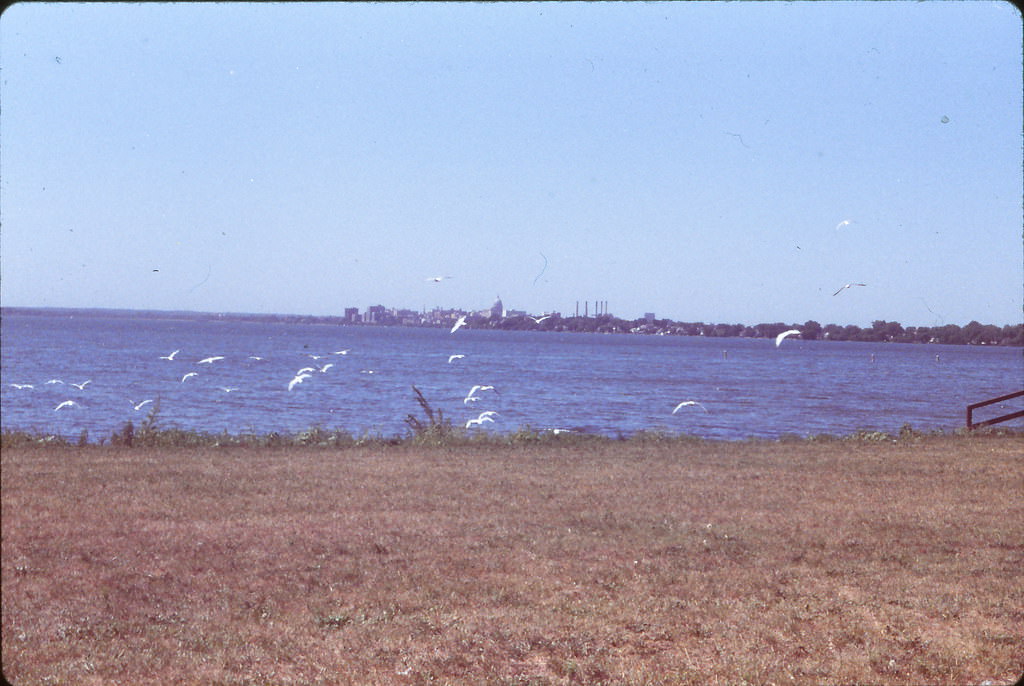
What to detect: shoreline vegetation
<box><xmin>4</xmin><ymin>419</ymin><xmax>1023</xmax><ymax>451</ymax></box>
<box><xmin>4</xmin><ymin>305</ymin><xmax>1022</xmax><ymax>346</ymax></box>
<box><xmin>3</xmin><ymin>387</ymin><xmax>1022</xmax><ymax>450</ymax></box>
<box><xmin>3</xmin><ymin>433</ymin><xmax>1021</xmax><ymax>685</ymax></box>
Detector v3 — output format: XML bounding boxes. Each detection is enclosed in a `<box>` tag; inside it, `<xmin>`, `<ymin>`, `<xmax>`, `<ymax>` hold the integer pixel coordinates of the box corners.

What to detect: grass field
<box><xmin>2</xmin><ymin>433</ymin><xmax>1022</xmax><ymax>685</ymax></box>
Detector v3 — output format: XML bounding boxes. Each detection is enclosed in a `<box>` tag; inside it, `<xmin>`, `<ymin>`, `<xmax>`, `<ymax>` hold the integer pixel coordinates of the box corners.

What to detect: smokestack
<box><xmin>585</xmin><ymin>301</ymin><xmax>588</xmax><ymax>317</ymax></box>
<box><xmin>576</xmin><ymin>301</ymin><xmax>579</xmax><ymax>317</ymax></box>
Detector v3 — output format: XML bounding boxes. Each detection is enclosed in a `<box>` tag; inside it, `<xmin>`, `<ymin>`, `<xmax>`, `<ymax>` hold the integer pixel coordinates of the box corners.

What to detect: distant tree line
<box><xmin>491</xmin><ymin>314</ymin><xmax>1024</xmax><ymax>346</ymax></box>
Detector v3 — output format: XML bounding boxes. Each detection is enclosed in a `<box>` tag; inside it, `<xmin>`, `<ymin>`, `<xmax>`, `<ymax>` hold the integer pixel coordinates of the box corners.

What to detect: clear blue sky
<box><xmin>2</xmin><ymin>1</ymin><xmax>1021</xmax><ymax>327</ymax></box>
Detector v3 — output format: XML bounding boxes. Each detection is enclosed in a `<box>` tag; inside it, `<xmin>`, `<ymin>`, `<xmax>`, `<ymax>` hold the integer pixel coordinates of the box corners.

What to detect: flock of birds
<box><xmin>6</xmin><ymin>346</ymin><xmax>361</xmax><ymax>417</ymax></box>
<box><xmin>8</xmin><ymin>272</ymin><xmax>849</xmax><ymax>432</ymax></box>
<box><xmin>8</xmin><ymin>378</ymin><xmax>93</xmax><ymax>412</ymax></box>
<box><xmin>9</xmin><ymin>310</ymin><xmax>805</xmax><ymax>434</ymax></box>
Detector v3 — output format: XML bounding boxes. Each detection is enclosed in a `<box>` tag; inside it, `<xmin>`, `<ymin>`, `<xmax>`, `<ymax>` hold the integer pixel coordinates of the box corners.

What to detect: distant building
<box><xmin>344</xmin><ymin>307</ymin><xmax>360</xmax><ymax>323</ymax></box>
<box><xmin>395</xmin><ymin>308</ymin><xmax>420</xmax><ymax>325</ymax></box>
<box><xmin>364</xmin><ymin>305</ymin><xmax>386</xmax><ymax>323</ymax></box>
<box><xmin>490</xmin><ymin>296</ymin><xmax>505</xmax><ymax>320</ymax></box>
<box><xmin>645</xmin><ymin>313</ymin><xmax>656</xmax><ymax>325</ymax></box>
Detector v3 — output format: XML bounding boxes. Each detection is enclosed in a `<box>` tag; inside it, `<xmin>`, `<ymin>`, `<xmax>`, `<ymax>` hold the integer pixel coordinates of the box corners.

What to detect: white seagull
<box><xmin>218</xmin><ymin>387</ymin><xmax>239</xmax><ymax>393</ymax></box>
<box><xmin>9</xmin><ymin>383</ymin><xmax>34</xmax><ymax>390</ymax></box>
<box><xmin>833</xmin><ymin>283</ymin><xmax>867</xmax><ymax>296</ymax></box>
<box><xmin>465</xmin><ymin>413</ymin><xmax>496</xmax><ymax>428</ymax></box>
<box><xmin>530</xmin><ymin>314</ymin><xmax>552</xmax><ymax>324</ymax></box>
<box><xmin>288</xmin><ymin>372</ymin><xmax>312</xmax><ymax>391</ymax></box>
<box><xmin>159</xmin><ymin>349</ymin><xmax>180</xmax><ymax>361</ymax></box>
<box><xmin>296</xmin><ymin>366</ymin><xmax>316</xmax><ymax>376</ymax></box>
<box><xmin>464</xmin><ymin>385</ymin><xmax>496</xmax><ymax>404</ymax></box>
<box><xmin>70</xmin><ymin>380</ymin><xmax>92</xmax><ymax>390</ymax></box>
<box><xmin>673</xmin><ymin>400</ymin><xmax>708</xmax><ymax>414</ymax></box>
<box><xmin>318</xmin><ymin>363</ymin><xmax>334</xmax><ymax>373</ymax></box>
<box><xmin>54</xmin><ymin>400</ymin><xmax>77</xmax><ymax>411</ymax></box>
<box><xmin>426</xmin><ymin>276</ymin><xmax>452</xmax><ymax>283</ymax></box>
<box><xmin>45</xmin><ymin>379</ymin><xmax>65</xmax><ymax>385</ymax></box>
<box><xmin>332</xmin><ymin>349</ymin><xmax>350</xmax><ymax>355</ymax></box>
<box><xmin>181</xmin><ymin>372</ymin><xmax>198</xmax><ymax>383</ymax></box>
<box><xmin>447</xmin><ymin>354</ymin><xmax>465</xmax><ymax>364</ymax></box>
<box><xmin>835</xmin><ymin>219</ymin><xmax>852</xmax><ymax>231</ymax></box>
<box><xmin>132</xmin><ymin>399</ymin><xmax>154</xmax><ymax>411</ymax></box>
<box><xmin>775</xmin><ymin>329</ymin><xmax>802</xmax><ymax>347</ymax></box>
<box><xmin>197</xmin><ymin>356</ymin><xmax>225</xmax><ymax>364</ymax></box>
<box><xmin>450</xmin><ymin>315</ymin><xmax>467</xmax><ymax>334</ymax></box>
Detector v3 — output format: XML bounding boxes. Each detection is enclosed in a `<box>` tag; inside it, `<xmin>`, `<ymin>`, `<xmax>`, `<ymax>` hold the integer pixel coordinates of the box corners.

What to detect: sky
<box><xmin>1</xmin><ymin>1</ymin><xmax>1021</xmax><ymax>327</ymax></box>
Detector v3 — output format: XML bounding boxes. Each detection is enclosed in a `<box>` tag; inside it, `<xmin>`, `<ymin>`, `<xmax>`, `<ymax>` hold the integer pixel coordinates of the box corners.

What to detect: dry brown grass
<box><xmin>3</xmin><ymin>434</ymin><xmax>1022</xmax><ymax>685</ymax></box>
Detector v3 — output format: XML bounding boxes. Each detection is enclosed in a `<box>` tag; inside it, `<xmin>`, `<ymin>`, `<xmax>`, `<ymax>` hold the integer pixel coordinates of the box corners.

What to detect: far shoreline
<box><xmin>3</xmin><ymin>305</ymin><xmax>1021</xmax><ymax>346</ymax></box>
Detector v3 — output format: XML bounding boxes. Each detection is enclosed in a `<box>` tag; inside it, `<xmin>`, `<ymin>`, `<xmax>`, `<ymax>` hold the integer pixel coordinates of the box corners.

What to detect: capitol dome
<box><xmin>490</xmin><ymin>296</ymin><xmax>505</xmax><ymax>319</ymax></box>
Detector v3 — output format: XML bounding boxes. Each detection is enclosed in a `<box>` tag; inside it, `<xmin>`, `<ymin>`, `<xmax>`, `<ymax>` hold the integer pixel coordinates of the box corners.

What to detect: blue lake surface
<box><xmin>2</xmin><ymin>310</ymin><xmax>1022</xmax><ymax>441</ymax></box>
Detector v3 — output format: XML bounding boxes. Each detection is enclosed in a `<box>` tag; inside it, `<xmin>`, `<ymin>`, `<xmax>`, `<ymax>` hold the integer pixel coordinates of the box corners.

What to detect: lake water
<box><xmin>2</xmin><ymin>310</ymin><xmax>1022</xmax><ymax>441</ymax></box>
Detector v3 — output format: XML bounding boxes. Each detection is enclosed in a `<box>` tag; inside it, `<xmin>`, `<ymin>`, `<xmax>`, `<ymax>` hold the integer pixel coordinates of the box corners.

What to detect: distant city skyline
<box><xmin>1</xmin><ymin>2</ymin><xmax>1020</xmax><ymax>327</ymax></box>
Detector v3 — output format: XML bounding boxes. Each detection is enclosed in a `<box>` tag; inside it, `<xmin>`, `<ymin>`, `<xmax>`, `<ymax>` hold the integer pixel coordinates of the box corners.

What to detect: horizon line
<box><xmin>1</xmin><ymin>304</ymin><xmax>1020</xmax><ymax>331</ymax></box>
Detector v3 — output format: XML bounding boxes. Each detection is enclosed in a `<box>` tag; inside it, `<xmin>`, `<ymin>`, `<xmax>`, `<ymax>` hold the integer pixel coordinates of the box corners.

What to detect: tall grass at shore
<box><xmin>4</xmin><ymin>384</ymin><xmax>1017</xmax><ymax>450</ymax></box>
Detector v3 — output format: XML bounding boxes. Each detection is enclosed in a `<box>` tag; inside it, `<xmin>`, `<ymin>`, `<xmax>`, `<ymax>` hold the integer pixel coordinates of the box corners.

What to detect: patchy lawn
<box><xmin>3</xmin><ymin>434</ymin><xmax>1022</xmax><ymax>685</ymax></box>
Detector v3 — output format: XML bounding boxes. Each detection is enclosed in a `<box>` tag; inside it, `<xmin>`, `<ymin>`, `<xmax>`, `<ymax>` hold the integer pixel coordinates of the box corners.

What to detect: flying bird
<box><xmin>530</xmin><ymin>314</ymin><xmax>552</xmax><ymax>324</ymax></box>
<box><xmin>218</xmin><ymin>387</ymin><xmax>239</xmax><ymax>393</ymax></box>
<box><xmin>332</xmin><ymin>349</ymin><xmax>350</xmax><ymax>355</ymax></box>
<box><xmin>197</xmin><ymin>356</ymin><xmax>225</xmax><ymax>364</ymax></box>
<box><xmin>159</xmin><ymin>349</ymin><xmax>180</xmax><ymax>361</ymax></box>
<box><xmin>465</xmin><ymin>411</ymin><xmax>498</xmax><ymax>428</ymax></box>
<box><xmin>447</xmin><ymin>354</ymin><xmax>465</xmax><ymax>364</ymax></box>
<box><xmin>833</xmin><ymin>283</ymin><xmax>867</xmax><ymax>296</ymax></box>
<box><xmin>288</xmin><ymin>373</ymin><xmax>312</xmax><ymax>391</ymax></box>
<box><xmin>464</xmin><ymin>385</ymin><xmax>496</xmax><ymax>404</ymax></box>
<box><xmin>181</xmin><ymin>372</ymin><xmax>198</xmax><ymax>383</ymax></box>
<box><xmin>835</xmin><ymin>219</ymin><xmax>852</xmax><ymax>230</ymax></box>
<box><xmin>296</xmin><ymin>366</ymin><xmax>316</xmax><ymax>376</ymax></box>
<box><xmin>45</xmin><ymin>379</ymin><xmax>65</xmax><ymax>385</ymax></box>
<box><xmin>70</xmin><ymin>380</ymin><xmax>92</xmax><ymax>390</ymax></box>
<box><xmin>775</xmin><ymin>329</ymin><xmax>802</xmax><ymax>347</ymax></box>
<box><xmin>9</xmin><ymin>383</ymin><xmax>34</xmax><ymax>390</ymax></box>
<box><xmin>673</xmin><ymin>400</ymin><xmax>708</xmax><ymax>414</ymax></box>
<box><xmin>450</xmin><ymin>315</ymin><xmax>467</xmax><ymax>334</ymax></box>
<box><xmin>426</xmin><ymin>276</ymin><xmax>453</xmax><ymax>283</ymax></box>
<box><xmin>318</xmin><ymin>363</ymin><xmax>334</xmax><ymax>373</ymax></box>
<box><xmin>54</xmin><ymin>400</ymin><xmax>78</xmax><ymax>411</ymax></box>
<box><xmin>132</xmin><ymin>399</ymin><xmax>154</xmax><ymax>411</ymax></box>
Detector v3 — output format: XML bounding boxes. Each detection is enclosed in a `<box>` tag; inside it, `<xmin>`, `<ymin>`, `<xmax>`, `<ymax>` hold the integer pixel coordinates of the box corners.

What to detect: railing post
<box><xmin>966</xmin><ymin>390</ymin><xmax>1024</xmax><ymax>431</ymax></box>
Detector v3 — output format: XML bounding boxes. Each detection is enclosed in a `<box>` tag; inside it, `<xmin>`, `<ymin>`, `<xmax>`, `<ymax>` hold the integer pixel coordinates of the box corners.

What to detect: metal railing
<box><xmin>966</xmin><ymin>390</ymin><xmax>1024</xmax><ymax>430</ymax></box>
